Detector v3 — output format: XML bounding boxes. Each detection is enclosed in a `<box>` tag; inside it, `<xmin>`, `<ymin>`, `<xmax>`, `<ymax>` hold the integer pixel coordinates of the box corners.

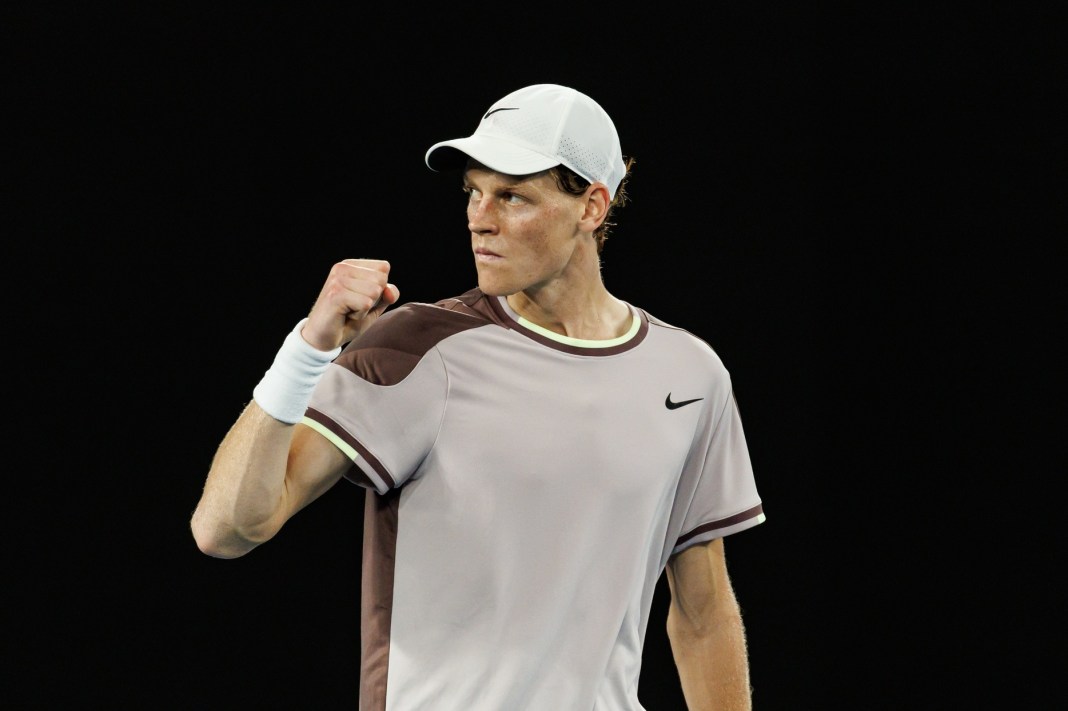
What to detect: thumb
<box><xmin>372</xmin><ymin>283</ymin><xmax>400</xmax><ymax>316</ymax></box>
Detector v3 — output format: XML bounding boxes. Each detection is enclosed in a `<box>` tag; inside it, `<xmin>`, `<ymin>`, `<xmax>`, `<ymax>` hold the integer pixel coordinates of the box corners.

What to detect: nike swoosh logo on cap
<box><xmin>484</xmin><ymin>107</ymin><xmax>519</xmax><ymax>119</ymax></box>
<box><xmin>665</xmin><ymin>394</ymin><xmax>703</xmax><ymax>410</ymax></box>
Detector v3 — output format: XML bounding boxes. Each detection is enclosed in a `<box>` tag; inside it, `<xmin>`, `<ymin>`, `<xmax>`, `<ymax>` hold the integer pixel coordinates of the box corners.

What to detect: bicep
<box><xmin>278</xmin><ymin>422</ymin><xmax>350</xmax><ymax>520</ymax></box>
<box><xmin>665</xmin><ymin>538</ymin><xmax>738</xmax><ymax>626</ymax></box>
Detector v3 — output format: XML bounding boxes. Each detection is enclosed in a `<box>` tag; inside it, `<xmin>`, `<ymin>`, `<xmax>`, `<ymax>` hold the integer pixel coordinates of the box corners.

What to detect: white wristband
<box><xmin>252</xmin><ymin>318</ymin><xmax>342</xmax><ymax>424</ymax></box>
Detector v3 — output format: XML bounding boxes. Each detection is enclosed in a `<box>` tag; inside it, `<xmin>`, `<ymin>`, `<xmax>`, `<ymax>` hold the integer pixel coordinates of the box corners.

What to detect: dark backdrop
<box><xmin>9</xmin><ymin>4</ymin><xmax>1062</xmax><ymax>709</ymax></box>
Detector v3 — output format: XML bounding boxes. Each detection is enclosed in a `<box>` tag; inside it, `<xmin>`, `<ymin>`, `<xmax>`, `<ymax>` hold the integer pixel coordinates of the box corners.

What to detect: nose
<box><xmin>467</xmin><ymin>195</ymin><xmax>497</xmax><ymax>235</ymax></box>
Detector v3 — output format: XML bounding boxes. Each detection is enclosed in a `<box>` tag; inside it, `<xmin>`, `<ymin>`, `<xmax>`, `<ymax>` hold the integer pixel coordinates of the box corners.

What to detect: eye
<box><xmin>501</xmin><ymin>191</ymin><xmax>524</xmax><ymax>205</ymax></box>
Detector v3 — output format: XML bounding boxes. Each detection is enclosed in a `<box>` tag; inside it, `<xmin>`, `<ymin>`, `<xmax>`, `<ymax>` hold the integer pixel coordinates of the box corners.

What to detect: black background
<box><xmin>9</xmin><ymin>3</ymin><xmax>1063</xmax><ymax>709</ymax></box>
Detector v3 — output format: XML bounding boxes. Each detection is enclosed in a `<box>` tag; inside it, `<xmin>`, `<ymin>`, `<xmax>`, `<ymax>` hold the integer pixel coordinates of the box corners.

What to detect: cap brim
<box><xmin>425</xmin><ymin>135</ymin><xmax>561</xmax><ymax>176</ymax></box>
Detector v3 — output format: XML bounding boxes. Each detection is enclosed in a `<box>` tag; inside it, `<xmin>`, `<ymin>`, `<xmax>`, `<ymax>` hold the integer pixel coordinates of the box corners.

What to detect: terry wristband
<box><xmin>252</xmin><ymin>318</ymin><xmax>342</xmax><ymax>424</ymax></box>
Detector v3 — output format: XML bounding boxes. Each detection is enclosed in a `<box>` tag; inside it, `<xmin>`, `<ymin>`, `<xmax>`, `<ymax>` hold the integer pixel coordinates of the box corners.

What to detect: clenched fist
<box><xmin>301</xmin><ymin>258</ymin><xmax>400</xmax><ymax>351</ymax></box>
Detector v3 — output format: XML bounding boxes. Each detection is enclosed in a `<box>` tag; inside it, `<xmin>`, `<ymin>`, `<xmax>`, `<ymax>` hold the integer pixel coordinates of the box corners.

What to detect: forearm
<box><xmin>190</xmin><ymin>401</ymin><xmax>296</xmax><ymax>558</ymax></box>
<box><xmin>668</xmin><ymin>605</ymin><xmax>752</xmax><ymax>711</ymax></box>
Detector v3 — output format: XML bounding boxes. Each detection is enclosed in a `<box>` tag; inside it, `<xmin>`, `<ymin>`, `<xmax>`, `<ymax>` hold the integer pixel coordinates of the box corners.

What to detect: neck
<box><xmin>506</xmin><ymin>280</ymin><xmax>631</xmax><ymax>340</ymax></box>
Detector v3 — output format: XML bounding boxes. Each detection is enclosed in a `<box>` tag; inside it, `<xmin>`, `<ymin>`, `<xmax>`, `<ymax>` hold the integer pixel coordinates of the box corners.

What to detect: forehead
<box><xmin>463</xmin><ymin>160</ymin><xmax>556</xmax><ymax>190</ymax></box>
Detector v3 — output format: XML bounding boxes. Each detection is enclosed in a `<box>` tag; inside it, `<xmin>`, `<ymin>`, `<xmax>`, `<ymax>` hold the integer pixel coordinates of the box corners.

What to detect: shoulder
<box><xmin>353</xmin><ymin>288</ymin><xmax>496</xmax><ymax>355</ymax></box>
<box><xmin>329</xmin><ymin>293</ymin><xmax>482</xmax><ymax>386</ymax></box>
<box><xmin>639</xmin><ymin>308</ymin><xmax>731</xmax><ymax>380</ymax></box>
<box><xmin>333</xmin><ymin>289</ymin><xmax>498</xmax><ymax>386</ymax></box>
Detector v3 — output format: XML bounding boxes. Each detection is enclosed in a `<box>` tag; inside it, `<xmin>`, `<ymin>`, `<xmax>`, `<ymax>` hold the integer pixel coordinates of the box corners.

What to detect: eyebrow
<box><xmin>463</xmin><ymin>170</ymin><xmax>530</xmax><ymax>191</ymax></box>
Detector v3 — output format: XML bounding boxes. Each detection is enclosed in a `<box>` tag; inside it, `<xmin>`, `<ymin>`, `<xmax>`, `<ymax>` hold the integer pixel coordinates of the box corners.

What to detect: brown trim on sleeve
<box><xmin>676</xmin><ymin>504</ymin><xmax>765</xmax><ymax>546</ymax></box>
<box><xmin>304</xmin><ymin>407</ymin><xmax>396</xmax><ymax>490</ymax></box>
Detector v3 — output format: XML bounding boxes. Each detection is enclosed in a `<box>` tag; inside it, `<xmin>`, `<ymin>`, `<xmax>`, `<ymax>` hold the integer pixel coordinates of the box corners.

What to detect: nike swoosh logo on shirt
<box><xmin>665</xmin><ymin>394</ymin><xmax>703</xmax><ymax>410</ymax></box>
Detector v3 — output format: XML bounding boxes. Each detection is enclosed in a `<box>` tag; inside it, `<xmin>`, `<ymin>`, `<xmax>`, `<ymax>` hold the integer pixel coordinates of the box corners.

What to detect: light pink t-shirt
<box><xmin>304</xmin><ymin>288</ymin><xmax>765</xmax><ymax>711</ymax></box>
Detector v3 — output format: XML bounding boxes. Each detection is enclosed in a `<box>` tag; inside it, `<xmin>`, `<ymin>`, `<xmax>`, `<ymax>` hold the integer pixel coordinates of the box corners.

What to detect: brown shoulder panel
<box><xmin>335</xmin><ymin>296</ymin><xmax>491</xmax><ymax>386</ymax></box>
<box><xmin>434</xmin><ymin>287</ymin><xmax>511</xmax><ymax>327</ymax></box>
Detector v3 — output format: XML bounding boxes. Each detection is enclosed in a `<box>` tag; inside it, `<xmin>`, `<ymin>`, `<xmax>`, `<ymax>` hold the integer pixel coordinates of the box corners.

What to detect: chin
<box><xmin>477</xmin><ymin>282</ymin><xmax>516</xmax><ymax>297</ymax></box>
<box><xmin>476</xmin><ymin>272</ymin><xmax>518</xmax><ymax>297</ymax></box>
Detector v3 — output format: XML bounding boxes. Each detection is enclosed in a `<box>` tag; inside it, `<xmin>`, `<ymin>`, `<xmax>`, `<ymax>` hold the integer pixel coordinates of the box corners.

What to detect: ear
<box><xmin>577</xmin><ymin>183</ymin><xmax>611</xmax><ymax>233</ymax></box>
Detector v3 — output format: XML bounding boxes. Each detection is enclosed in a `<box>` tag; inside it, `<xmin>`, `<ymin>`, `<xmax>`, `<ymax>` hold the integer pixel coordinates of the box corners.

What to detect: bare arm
<box><xmin>665</xmin><ymin>538</ymin><xmax>753</xmax><ymax>711</ymax></box>
<box><xmin>190</xmin><ymin>404</ymin><xmax>349</xmax><ymax>558</ymax></box>
<box><xmin>190</xmin><ymin>258</ymin><xmax>399</xmax><ymax>558</ymax></box>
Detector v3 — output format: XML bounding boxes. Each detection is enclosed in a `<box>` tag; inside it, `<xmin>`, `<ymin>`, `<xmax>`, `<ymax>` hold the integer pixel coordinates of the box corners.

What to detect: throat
<box><xmin>506</xmin><ymin>293</ymin><xmax>634</xmax><ymax>340</ymax></box>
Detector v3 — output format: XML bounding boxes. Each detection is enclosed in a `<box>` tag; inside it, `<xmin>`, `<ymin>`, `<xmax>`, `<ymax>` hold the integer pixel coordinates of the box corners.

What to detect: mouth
<box><xmin>474</xmin><ymin>247</ymin><xmax>502</xmax><ymax>261</ymax></box>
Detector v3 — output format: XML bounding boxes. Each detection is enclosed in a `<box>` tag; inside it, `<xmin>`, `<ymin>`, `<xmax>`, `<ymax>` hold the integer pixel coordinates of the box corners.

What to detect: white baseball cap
<box><xmin>425</xmin><ymin>83</ymin><xmax>627</xmax><ymax>198</ymax></box>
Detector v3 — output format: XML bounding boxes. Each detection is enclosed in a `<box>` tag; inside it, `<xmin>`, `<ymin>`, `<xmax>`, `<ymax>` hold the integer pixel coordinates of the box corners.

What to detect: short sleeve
<box><xmin>300</xmin><ymin>307</ymin><xmax>453</xmax><ymax>494</ymax></box>
<box><xmin>672</xmin><ymin>389</ymin><xmax>765</xmax><ymax>555</ymax></box>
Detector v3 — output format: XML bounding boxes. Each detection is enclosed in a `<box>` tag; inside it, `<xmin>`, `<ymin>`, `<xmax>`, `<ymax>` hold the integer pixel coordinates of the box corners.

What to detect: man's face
<box><xmin>462</xmin><ymin>164</ymin><xmax>587</xmax><ymax>298</ymax></box>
